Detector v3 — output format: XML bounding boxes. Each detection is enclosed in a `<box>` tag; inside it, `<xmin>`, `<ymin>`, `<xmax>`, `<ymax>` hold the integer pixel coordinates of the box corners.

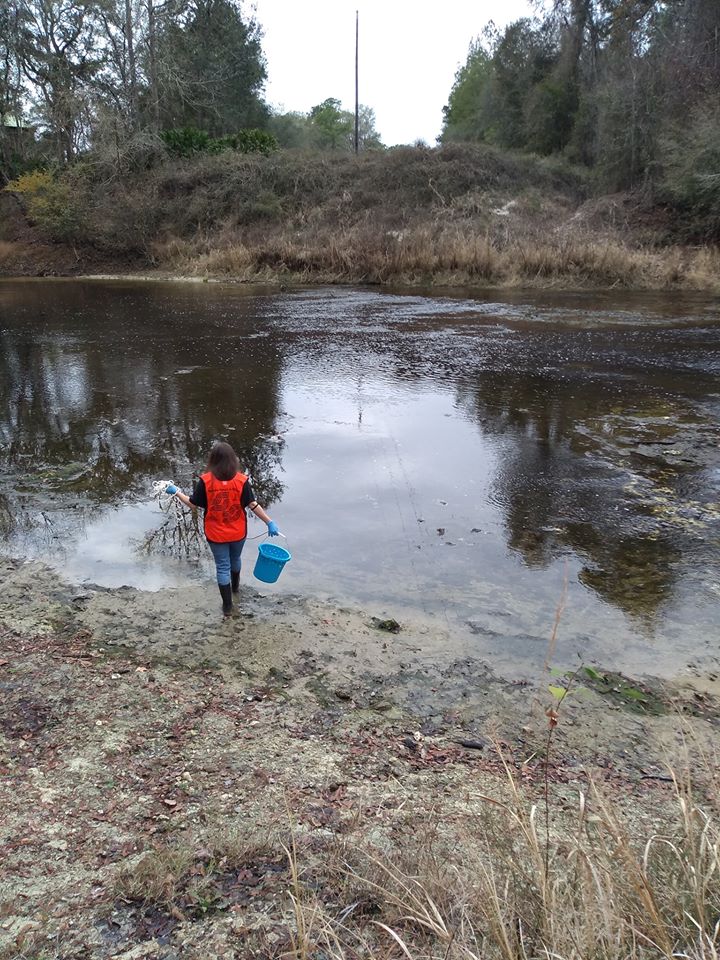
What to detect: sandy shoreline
<box><xmin>1</xmin><ymin>555</ymin><xmax>718</xmax><ymax>957</ymax></box>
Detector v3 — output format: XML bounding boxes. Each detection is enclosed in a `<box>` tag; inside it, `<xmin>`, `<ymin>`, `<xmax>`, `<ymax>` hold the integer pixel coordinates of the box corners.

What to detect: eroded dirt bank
<box><xmin>1</xmin><ymin>557</ymin><xmax>718</xmax><ymax>959</ymax></box>
<box><xmin>0</xmin><ymin>194</ymin><xmax>141</xmax><ymax>278</ymax></box>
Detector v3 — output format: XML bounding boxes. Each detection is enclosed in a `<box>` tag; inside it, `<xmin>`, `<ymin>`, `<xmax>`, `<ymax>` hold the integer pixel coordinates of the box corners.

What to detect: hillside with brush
<box><xmin>2</xmin><ymin>0</ymin><xmax>719</xmax><ymax>290</ymax></box>
<box><xmin>2</xmin><ymin>143</ymin><xmax>719</xmax><ymax>290</ymax></box>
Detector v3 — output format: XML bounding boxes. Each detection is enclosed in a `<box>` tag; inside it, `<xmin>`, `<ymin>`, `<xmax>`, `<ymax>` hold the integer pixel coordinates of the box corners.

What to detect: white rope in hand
<box><xmin>152</xmin><ymin>479</ymin><xmax>177</xmax><ymax>511</ymax></box>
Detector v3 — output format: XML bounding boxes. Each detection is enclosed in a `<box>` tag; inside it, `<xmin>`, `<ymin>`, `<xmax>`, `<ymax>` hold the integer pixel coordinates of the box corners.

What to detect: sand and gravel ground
<box><xmin>1</xmin><ymin>556</ymin><xmax>718</xmax><ymax>959</ymax></box>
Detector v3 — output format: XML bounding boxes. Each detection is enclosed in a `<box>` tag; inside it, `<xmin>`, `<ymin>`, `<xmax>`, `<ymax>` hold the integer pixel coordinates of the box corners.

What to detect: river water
<box><xmin>1</xmin><ymin>279</ymin><xmax>719</xmax><ymax>677</ymax></box>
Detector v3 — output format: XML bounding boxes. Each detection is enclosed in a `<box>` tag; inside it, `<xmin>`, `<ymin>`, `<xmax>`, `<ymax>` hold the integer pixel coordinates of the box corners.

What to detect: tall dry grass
<box><xmin>0</xmin><ymin>239</ymin><xmax>21</xmax><ymax>263</ymax></box>
<box><xmin>154</xmin><ymin>225</ymin><xmax>720</xmax><ymax>292</ymax></box>
<box><xmin>283</xmin><ymin>762</ymin><xmax>720</xmax><ymax>960</ymax></box>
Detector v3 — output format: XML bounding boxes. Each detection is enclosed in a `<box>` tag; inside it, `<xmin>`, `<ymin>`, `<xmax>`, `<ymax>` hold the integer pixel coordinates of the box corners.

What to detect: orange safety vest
<box><xmin>201</xmin><ymin>470</ymin><xmax>249</xmax><ymax>542</ymax></box>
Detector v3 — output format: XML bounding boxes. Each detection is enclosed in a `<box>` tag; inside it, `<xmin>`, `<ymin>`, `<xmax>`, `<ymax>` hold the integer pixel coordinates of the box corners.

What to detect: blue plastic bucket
<box><xmin>253</xmin><ymin>541</ymin><xmax>292</xmax><ymax>583</ymax></box>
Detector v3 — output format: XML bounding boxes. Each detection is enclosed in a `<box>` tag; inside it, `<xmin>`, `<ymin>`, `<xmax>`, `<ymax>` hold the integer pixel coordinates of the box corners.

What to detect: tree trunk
<box><xmin>147</xmin><ymin>0</ymin><xmax>160</xmax><ymax>132</ymax></box>
<box><xmin>125</xmin><ymin>0</ymin><xmax>138</xmax><ymax>128</ymax></box>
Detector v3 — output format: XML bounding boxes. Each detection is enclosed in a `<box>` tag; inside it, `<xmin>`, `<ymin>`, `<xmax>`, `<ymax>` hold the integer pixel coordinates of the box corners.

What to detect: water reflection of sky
<box><xmin>1</xmin><ymin>279</ymin><xmax>719</xmax><ymax>678</ymax></box>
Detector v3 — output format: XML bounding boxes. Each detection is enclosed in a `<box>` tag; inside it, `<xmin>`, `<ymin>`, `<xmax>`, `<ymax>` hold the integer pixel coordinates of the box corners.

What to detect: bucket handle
<box><xmin>272</xmin><ymin>532</ymin><xmax>290</xmax><ymax>551</ymax></box>
<box><xmin>249</xmin><ymin>530</ymin><xmax>288</xmax><ymax>544</ymax></box>
<box><xmin>259</xmin><ymin>532</ymin><xmax>290</xmax><ymax>554</ymax></box>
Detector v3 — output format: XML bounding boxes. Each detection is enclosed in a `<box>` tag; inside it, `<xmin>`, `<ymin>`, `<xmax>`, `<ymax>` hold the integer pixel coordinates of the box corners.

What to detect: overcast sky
<box><xmin>253</xmin><ymin>0</ymin><xmax>536</xmax><ymax>146</ymax></box>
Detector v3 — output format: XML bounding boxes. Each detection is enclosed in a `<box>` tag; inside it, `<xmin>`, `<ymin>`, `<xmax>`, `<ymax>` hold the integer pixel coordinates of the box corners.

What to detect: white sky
<box><xmin>253</xmin><ymin>0</ymin><xmax>536</xmax><ymax>146</ymax></box>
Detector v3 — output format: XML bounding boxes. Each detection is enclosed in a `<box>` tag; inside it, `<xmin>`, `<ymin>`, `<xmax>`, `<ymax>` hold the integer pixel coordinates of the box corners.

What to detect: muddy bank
<box><xmin>0</xmin><ymin>194</ymin><xmax>141</xmax><ymax>278</ymax></box>
<box><xmin>0</xmin><ymin>240</ymin><xmax>141</xmax><ymax>279</ymax></box>
<box><xmin>1</xmin><ymin>557</ymin><xmax>718</xmax><ymax>958</ymax></box>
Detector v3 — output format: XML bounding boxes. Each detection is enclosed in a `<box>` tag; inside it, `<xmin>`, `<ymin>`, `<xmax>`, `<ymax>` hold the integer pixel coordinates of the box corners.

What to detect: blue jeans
<box><xmin>207</xmin><ymin>539</ymin><xmax>246</xmax><ymax>586</ymax></box>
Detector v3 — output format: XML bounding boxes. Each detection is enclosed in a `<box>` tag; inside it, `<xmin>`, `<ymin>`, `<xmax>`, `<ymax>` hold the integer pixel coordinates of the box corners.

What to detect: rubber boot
<box><xmin>231</xmin><ymin>570</ymin><xmax>240</xmax><ymax>594</ymax></box>
<box><xmin>219</xmin><ymin>583</ymin><xmax>233</xmax><ymax>617</ymax></box>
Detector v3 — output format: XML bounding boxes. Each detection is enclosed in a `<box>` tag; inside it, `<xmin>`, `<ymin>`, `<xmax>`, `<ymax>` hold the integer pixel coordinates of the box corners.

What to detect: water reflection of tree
<box><xmin>0</xmin><ymin>494</ymin><xmax>17</xmax><ymax>539</ymax></box>
<box><xmin>139</xmin><ymin>500</ymin><xmax>204</xmax><ymax>561</ymax></box>
<box><xmin>569</xmin><ymin>525</ymin><xmax>681</xmax><ymax>626</ymax></box>
<box><xmin>0</xmin><ymin>281</ymin><xmax>286</xmax><ymax>539</ymax></box>
<box><xmin>455</xmin><ymin>370</ymin><xmax>688</xmax><ymax>624</ymax></box>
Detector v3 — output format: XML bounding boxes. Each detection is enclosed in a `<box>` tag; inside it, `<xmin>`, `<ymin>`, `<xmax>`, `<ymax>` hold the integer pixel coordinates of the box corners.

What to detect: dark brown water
<box><xmin>2</xmin><ymin>279</ymin><xmax>719</xmax><ymax>677</ymax></box>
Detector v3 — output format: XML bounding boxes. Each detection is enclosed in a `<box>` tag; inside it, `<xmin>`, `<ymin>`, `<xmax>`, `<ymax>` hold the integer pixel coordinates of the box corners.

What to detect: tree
<box><xmin>267</xmin><ymin>110</ymin><xmax>311</xmax><ymax>149</ymax></box>
<box><xmin>441</xmin><ymin>39</ymin><xmax>493</xmax><ymax>142</ymax></box>
<box><xmin>0</xmin><ymin>4</ymin><xmax>27</xmax><ymax>180</ymax></box>
<box><xmin>488</xmin><ymin>19</ymin><xmax>558</xmax><ymax>150</ymax></box>
<box><xmin>93</xmin><ymin>0</ymin><xmax>142</xmax><ymax>133</ymax></box>
<box><xmin>154</xmin><ymin>0</ymin><xmax>267</xmax><ymax>135</ymax></box>
<box><xmin>309</xmin><ymin>97</ymin><xmax>352</xmax><ymax>150</ymax></box>
<box><xmin>355</xmin><ymin>105</ymin><xmax>382</xmax><ymax>150</ymax></box>
<box><xmin>441</xmin><ymin>20</ymin><xmax>559</xmax><ymax>150</ymax></box>
<box><xmin>0</xmin><ymin>5</ymin><xmax>20</xmax><ymax>118</ymax></box>
<box><xmin>439</xmin><ymin>0</ymin><xmax>720</xmax><ymax>210</ymax></box>
<box><xmin>307</xmin><ymin>98</ymin><xmax>382</xmax><ymax>151</ymax></box>
<box><xmin>14</xmin><ymin>0</ymin><xmax>101</xmax><ymax>163</ymax></box>
<box><xmin>660</xmin><ymin>97</ymin><xmax>720</xmax><ymax>240</ymax></box>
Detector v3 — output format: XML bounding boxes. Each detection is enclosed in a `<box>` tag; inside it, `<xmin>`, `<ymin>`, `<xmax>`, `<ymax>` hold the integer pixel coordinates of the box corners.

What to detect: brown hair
<box><xmin>206</xmin><ymin>441</ymin><xmax>239</xmax><ymax>481</ymax></box>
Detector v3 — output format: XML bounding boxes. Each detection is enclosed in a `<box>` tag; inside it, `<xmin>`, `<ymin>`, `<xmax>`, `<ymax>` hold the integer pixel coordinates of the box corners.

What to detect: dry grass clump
<box><xmin>155</xmin><ymin>223</ymin><xmax>720</xmax><ymax>292</ymax></box>
<box><xmin>684</xmin><ymin>246</ymin><xmax>720</xmax><ymax>290</ymax></box>
<box><xmin>509</xmin><ymin>238</ymin><xmax>720</xmax><ymax>290</ymax></box>
<box><xmin>0</xmin><ymin>239</ymin><xmax>25</xmax><ymax>268</ymax></box>
<box><xmin>112</xmin><ymin>831</ymin><xmax>285</xmax><ymax>922</ymax></box>
<box><xmin>283</xmin><ymin>767</ymin><xmax>720</xmax><ymax>960</ymax></box>
<box><xmin>113</xmin><ymin>847</ymin><xmax>196</xmax><ymax>908</ymax></box>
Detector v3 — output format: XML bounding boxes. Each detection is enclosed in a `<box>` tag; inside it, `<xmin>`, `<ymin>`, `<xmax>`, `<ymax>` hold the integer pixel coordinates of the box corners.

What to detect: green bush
<box><xmin>225</xmin><ymin>129</ymin><xmax>278</xmax><ymax>155</ymax></box>
<box><xmin>4</xmin><ymin>168</ymin><xmax>83</xmax><ymax>240</ymax></box>
<box><xmin>162</xmin><ymin>127</ymin><xmax>278</xmax><ymax>158</ymax></box>
<box><xmin>241</xmin><ymin>189</ymin><xmax>283</xmax><ymax>221</ymax></box>
<box><xmin>161</xmin><ymin>128</ymin><xmax>212</xmax><ymax>157</ymax></box>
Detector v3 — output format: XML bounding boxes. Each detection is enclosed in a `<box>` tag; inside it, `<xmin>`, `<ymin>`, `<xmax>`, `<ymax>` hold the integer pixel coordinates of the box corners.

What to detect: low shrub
<box><xmin>161</xmin><ymin>127</ymin><xmax>278</xmax><ymax>159</ymax></box>
<box><xmin>4</xmin><ymin>169</ymin><xmax>83</xmax><ymax>241</ymax></box>
<box><xmin>161</xmin><ymin>127</ymin><xmax>212</xmax><ymax>157</ymax></box>
<box><xmin>220</xmin><ymin>129</ymin><xmax>279</xmax><ymax>156</ymax></box>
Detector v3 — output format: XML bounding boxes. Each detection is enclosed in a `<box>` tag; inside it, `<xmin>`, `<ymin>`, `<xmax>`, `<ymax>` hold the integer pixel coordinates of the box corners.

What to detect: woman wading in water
<box><xmin>166</xmin><ymin>442</ymin><xmax>280</xmax><ymax>616</ymax></box>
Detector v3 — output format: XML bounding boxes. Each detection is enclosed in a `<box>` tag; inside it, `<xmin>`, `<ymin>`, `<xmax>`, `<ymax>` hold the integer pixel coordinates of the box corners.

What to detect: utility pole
<box><xmin>354</xmin><ymin>10</ymin><xmax>359</xmax><ymax>154</ymax></box>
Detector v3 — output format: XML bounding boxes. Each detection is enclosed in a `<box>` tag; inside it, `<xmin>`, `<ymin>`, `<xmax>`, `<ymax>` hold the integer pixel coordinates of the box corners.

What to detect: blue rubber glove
<box><xmin>166</xmin><ymin>483</ymin><xmax>178</xmax><ymax>495</ymax></box>
<box><xmin>267</xmin><ymin>520</ymin><xmax>279</xmax><ymax>537</ymax></box>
